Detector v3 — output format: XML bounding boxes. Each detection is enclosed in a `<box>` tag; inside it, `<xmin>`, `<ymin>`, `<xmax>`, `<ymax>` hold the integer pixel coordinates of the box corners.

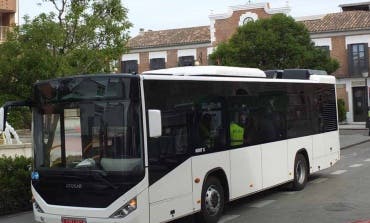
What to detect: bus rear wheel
<box><xmin>197</xmin><ymin>176</ymin><xmax>224</xmax><ymax>223</ymax></box>
<box><xmin>292</xmin><ymin>153</ymin><xmax>308</xmax><ymax>191</ymax></box>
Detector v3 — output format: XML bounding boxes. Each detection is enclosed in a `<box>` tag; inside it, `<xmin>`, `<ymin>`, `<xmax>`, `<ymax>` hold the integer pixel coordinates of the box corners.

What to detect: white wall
<box><xmin>345</xmin><ymin>35</ymin><xmax>370</xmax><ymax>49</ymax></box>
<box><xmin>122</xmin><ymin>53</ymin><xmax>140</xmax><ymax>63</ymax></box>
<box><xmin>149</xmin><ymin>51</ymin><xmax>167</xmax><ymax>62</ymax></box>
<box><xmin>336</xmin><ymin>78</ymin><xmax>370</xmax><ymax>123</ymax></box>
<box><xmin>177</xmin><ymin>49</ymin><xmax>197</xmax><ymax>58</ymax></box>
<box><xmin>0</xmin><ymin>143</ymin><xmax>32</xmax><ymax>157</ymax></box>
<box><xmin>312</xmin><ymin>38</ymin><xmax>332</xmax><ymax>50</ymax></box>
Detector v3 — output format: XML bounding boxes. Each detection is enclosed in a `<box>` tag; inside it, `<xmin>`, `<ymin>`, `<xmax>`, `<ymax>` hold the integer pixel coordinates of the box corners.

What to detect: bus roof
<box><xmin>142</xmin><ymin>66</ymin><xmax>266</xmax><ymax>78</ymax></box>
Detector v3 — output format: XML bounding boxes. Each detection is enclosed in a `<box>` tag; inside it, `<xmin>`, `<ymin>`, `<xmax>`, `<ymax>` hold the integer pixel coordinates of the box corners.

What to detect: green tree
<box><xmin>210</xmin><ymin>14</ymin><xmax>339</xmax><ymax>74</ymax></box>
<box><xmin>0</xmin><ymin>0</ymin><xmax>132</xmax><ymax>99</ymax></box>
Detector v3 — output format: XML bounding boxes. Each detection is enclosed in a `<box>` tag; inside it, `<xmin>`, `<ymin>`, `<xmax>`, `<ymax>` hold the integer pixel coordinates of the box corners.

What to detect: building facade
<box><xmin>300</xmin><ymin>2</ymin><xmax>370</xmax><ymax>123</ymax></box>
<box><xmin>0</xmin><ymin>0</ymin><xmax>17</xmax><ymax>42</ymax></box>
<box><xmin>121</xmin><ymin>2</ymin><xmax>370</xmax><ymax>123</ymax></box>
<box><xmin>122</xmin><ymin>3</ymin><xmax>290</xmax><ymax>74</ymax></box>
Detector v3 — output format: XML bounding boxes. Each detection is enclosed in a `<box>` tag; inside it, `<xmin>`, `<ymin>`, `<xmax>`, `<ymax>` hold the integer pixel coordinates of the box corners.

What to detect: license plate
<box><xmin>61</xmin><ymin>217</ymin><xmax>86</xmax><ymax>223</ymax></box>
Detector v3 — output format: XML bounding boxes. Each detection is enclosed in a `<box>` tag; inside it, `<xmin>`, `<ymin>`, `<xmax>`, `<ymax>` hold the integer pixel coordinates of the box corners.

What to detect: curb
<box><xmin>340</xmin><ymin>129</ymin><xmax>368</xmax><ymax>131</ymax></box>
<box><xmin>0</xmin><ymin>211</ymin><xmax>32</xmax><ymax>219</ymax></box>
<box><xmin>340</xmin><ymin>128</ymin><xmax>368</xmax><ymax>130</ymax></box>
<box><xmin>340</xmin><ymin>139</ymin><xmax>370</xmax><ymax>150</ymax></box>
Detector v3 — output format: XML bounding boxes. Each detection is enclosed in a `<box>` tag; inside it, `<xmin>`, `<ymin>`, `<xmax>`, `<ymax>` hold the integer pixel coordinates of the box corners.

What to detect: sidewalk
<box><xmin>339</xmin><ymin>122</ymin><xmax>367</xmax><ymax>130</ymax></box>
<box><xmin>339</xmin><ymin>123</ymin><xmax>370</xmax><ymax>149</ymax></box>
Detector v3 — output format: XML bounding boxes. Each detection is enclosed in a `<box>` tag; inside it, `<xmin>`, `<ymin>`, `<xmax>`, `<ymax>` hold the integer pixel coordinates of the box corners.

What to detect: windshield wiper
<box><xmin>89</xmin><ymin>170</ymin><xmax>118</xmax><ymax>190</ymax></box>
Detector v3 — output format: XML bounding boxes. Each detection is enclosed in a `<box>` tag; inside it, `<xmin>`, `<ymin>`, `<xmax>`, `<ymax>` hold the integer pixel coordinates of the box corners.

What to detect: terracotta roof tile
<box><xmin>128</xmin><ymin>26</ymin><xmax>211</xmax><ymax>49</ymax></box>
<box><xmin>302</xmin><ymin>11</ymin><xmax>370</xmax><ymax>33</ymax></box>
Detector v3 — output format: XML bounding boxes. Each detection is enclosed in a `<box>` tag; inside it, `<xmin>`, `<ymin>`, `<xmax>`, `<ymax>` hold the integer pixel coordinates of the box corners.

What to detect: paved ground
<box><xmin>2</xmin><ymin>130</ymin><xmax>370</xmax><ymax>223</ymax></box>
<box><xmin>216</xmin><ymin>141</ymin><xmax>370</xmax><ymax>223</ymax></box>
<box><xmin>340</xmin><ymin>129</ymin><xmax>370</xmax><ymax>149</ymax></box>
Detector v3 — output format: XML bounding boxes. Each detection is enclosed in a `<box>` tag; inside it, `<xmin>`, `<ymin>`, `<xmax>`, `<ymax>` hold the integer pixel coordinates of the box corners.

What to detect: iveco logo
<box><xmin>65</xmin><ymin>183</ymin><xmax>82</xmax><ymax>189</ymax></box>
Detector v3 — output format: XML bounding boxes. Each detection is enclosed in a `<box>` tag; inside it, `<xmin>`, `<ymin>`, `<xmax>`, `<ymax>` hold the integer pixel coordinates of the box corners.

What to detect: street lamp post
<box><xmin>362</xmin><ymin>71</ymin><xmax>369</xmax><ymax>135</ymax></box>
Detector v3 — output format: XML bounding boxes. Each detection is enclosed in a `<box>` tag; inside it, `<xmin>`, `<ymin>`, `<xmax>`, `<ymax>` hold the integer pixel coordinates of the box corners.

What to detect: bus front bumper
<box><xmin>33</xmin><ymin>205</ymin><xmax>147</xmax><ymax>223</ymax></box>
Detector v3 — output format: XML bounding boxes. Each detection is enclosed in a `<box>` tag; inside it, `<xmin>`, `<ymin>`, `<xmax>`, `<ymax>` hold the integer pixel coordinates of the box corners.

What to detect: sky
<box><xmin>19</xmin><ymin>0</ymin><xmax>363</xmax><ymax>36</ymax></box>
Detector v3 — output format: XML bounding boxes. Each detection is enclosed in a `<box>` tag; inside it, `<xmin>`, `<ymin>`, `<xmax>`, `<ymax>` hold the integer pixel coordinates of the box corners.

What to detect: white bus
<box><xmin>0</xmin><ymin>66</ymin><xmax>340</xmax><ymax>223</ymax></box>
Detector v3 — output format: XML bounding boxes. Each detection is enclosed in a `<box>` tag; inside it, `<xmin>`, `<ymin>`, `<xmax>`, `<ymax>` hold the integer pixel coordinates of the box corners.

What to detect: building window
<box><xmin>121</xmin><ymin>60</ymin><xmax>138</xmax><ymax>74</ymax></box>
<box><xmin>178</xmin><ymin>56</ymin><xmax>195</xmax><ymax>67</ymax></box>
<box><xmin>348</xmin><ymin>43</ymin><xmax>369</xmax><ymax>76</ymax></box>
<box><xmin>316</xmin><ymin>45</ymin><xmax>330</xmax><ymax>55</ymax></box>
<box><xmin>150</xmin><ymin>58</ymin><xmax>166</xmax><ymax>70</ymax></box>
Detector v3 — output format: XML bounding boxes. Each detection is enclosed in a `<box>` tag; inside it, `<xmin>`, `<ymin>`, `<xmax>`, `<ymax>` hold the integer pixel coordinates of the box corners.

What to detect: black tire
<box><xmin>291</xmin><ymin>153</ymin><xmax>308</xmax><ymax>191</ymax></box>
<box><xmin>196</xmin><ymin>176</ymin><xmax>224</xmax><ymax>223</ymax></box>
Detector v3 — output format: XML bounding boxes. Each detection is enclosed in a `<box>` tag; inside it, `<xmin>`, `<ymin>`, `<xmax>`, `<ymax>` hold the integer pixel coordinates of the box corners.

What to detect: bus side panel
<box><xmin>229</xmin><ymin>145</ymin><xmax>262</xmax><ymax>199</ymax></box>
<box><xmin>191</xmin><ymin>151</ymin><xmax>231</xmax><ymax>212</ymax></box>
<box><xmin>287</xmin><ymin>136</ymin><xmax>313</xmax><ymax>179</ymax></box>
<box><xmin>149</xmin><ymin>159</ymin><xmax>193</xmax><ymax>223</ymax></box>
<box><xmin>261</xmin><ymin>141</ymin><xmax>288</xmax><ymax>188</ymax></box>
<box><xmin>312</xmin><ymin>131</ymin><xmax>340</xmax><ymax>173</ymax></box>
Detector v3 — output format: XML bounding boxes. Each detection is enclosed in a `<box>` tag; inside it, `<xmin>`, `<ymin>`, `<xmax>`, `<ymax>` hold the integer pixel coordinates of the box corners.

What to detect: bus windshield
<box><xmin>32</xmin><ymin>76</ymin><xmax>143</xmax><ymax>174</ymax></box>
<box><xmin>30</xmin><ymin>75</ymin><xmax>145</xmax><ymax>208</ymax></box>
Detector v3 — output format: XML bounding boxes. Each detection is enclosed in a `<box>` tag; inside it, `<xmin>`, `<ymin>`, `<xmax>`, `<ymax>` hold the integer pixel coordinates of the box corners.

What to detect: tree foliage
<box><xmin>210</xmin><ymin>14</ymin><xmax>339</xmax><ymax>74</ymax></box>
<box><xmin>337</xmin><ymin>99</ymin><xmax>347</xmax><ymax>122</ymax></box>
<box><xmin>0</xmin><ymin>0</ymin><xmax>132</xmax><ymax>99</ymax></box>
<box><xmin>0</xmin><ymin>156</ymin><xmax>33</xmax><ymax>215</ymax></box>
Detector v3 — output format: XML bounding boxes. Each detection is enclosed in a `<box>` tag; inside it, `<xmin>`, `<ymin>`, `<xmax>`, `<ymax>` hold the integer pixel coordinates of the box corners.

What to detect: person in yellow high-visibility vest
<box><xmin>230</xmin><ymin>122</ymin><xmax>244</xmax><ymax>146</ymax></box>
<box><xmin>230</xmin><ymin>112</ymin><xmax>247</xmax><ymax>146</ymax></box>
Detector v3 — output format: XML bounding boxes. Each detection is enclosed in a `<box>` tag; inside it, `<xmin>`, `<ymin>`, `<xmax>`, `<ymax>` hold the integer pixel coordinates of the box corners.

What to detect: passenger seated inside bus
<box><xmin>198</xmin><ymin>111</ymin><xmax>225</xmax><ymax>150</ymax></box>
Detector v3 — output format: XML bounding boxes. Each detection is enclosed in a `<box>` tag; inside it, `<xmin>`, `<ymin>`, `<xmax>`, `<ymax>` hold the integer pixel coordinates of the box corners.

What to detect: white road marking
<box><xmin>364</xmin><ymin>159</ymin><xmax>370</xmax><ymax>162</ymax></box>
<box><xmin>349</xmin><ymin>164</ymin><xmax>363</xmax><ymax>168</ymax></box>
<box><xmin>331</xmin><ymin>170</ymin><xmax>347</xmax><ymax>175</ymax></box>
<box><xmin>249</xmin><ymin>200</ymin><xmax>276</xmax><ymax>208</ymax></box>
<box><xmin>218</xmin><ymin>215</ymin><xmax>240</xmax><ymax>223</ymax></box>
<box><xmin>310</xmin><ymin>178</ymin><xmax>328</xmax><ymax>184</ymax></box>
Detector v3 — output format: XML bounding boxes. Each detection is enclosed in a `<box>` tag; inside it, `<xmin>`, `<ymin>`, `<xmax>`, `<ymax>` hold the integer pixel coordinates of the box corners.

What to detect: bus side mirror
<box><xmin>0</xmin><ymin>107</ymin><xmax>6</xmax><ymax>131</ymax></box>
<box><xmin>148</xmin><ymin>110</ymin><xmax>162</xmax><ymax>138</ymax></box>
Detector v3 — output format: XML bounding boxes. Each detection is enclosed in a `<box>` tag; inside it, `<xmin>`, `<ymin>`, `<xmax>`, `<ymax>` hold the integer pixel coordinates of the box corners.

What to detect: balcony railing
<box><xmin>0</xmin><ymin>26</ymin><xmax>10</xmax><ymax>42</ymax></box>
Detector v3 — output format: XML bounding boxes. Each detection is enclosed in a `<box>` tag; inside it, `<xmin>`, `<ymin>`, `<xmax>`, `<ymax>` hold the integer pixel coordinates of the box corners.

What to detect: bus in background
<box><xmin>0</xmin><ymin>66</ymin><xmax>339</xmax><ymax>223</ymax></box>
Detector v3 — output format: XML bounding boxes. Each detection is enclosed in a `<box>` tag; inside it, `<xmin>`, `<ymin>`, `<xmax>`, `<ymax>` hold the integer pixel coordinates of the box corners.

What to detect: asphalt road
<box><xmin>217</xmin><ymin>140</ymin><xmax>370</xmax><ymax>223</ymax></box>
<box><xmin>2</xmin><ymin>140</ymin><xmax>370</xmax><ymax>223</ymax></box>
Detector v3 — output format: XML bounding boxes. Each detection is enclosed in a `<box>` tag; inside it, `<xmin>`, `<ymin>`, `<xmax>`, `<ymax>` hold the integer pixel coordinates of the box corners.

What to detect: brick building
<box><xmin>300</xmin><ymin>2</ymin><xmax>370</xmax><ymax>122</ymax></box>
<box><xmin>121</xmin><ymin>1</ymin><xmax>370</xmax><ymax>123</ymax></box>
<box><xmin>0</xmin><ymin>0</ymin><xmax>17</xmax><ymax>42</ymax></box>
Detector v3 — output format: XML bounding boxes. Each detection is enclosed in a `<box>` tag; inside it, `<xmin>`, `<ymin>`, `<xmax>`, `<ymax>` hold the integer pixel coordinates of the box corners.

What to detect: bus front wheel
<box><xmin>197</xmin><ymin>176</ymin><xmax>225</xmax><ymax>223</ymax></box>
<box><xmin>292</xmin><ymin>153</ymin><xmax>308</xmax><ymax>191</ymax></box>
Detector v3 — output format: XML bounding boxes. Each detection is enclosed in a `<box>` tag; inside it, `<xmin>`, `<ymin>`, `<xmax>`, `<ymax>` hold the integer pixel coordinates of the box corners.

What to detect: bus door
<box><xmin>147</xmin><ymin>108</ymin><xmax>194</xmax><ymax>223</ymax></box>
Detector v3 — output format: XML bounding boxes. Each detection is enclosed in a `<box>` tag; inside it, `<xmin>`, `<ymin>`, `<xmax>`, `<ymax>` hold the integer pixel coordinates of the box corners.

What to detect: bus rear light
<box><xmin>110</xmin><ymin>197</ymin><xmax>137</xmax><ymax>219</ymax></box>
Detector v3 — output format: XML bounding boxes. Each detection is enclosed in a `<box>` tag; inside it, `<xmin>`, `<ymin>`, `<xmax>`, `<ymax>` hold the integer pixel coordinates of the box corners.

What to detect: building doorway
<box><xmin>352</xmin><ymin>86</ymin><xmax>367</xmax><ymax>122</ymax></box>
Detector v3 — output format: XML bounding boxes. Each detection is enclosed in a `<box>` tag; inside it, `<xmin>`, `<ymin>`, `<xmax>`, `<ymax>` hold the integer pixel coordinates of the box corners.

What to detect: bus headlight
<box><xmin>110</xmin><ymin>198</ymin><xmax>137</xmax><ymax>218</ymax></box>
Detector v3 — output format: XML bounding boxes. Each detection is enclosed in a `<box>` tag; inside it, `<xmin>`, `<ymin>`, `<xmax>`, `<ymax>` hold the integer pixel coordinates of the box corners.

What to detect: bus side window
<box><xmin>196</xmin><ymin>100</ymin><xmax>226</xmax><ymax>151</ymax></box>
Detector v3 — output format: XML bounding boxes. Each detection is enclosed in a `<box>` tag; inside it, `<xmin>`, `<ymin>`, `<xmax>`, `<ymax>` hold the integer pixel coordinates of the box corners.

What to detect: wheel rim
<box><xmin>296</xmin><ymin>159</ymin><xmax>306</xmax><ymax>185</ymax></box>
<box><xmin>205</xmin><ymin>185</ymin><xmax>221</xmax><ymax>216</ymax></box>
